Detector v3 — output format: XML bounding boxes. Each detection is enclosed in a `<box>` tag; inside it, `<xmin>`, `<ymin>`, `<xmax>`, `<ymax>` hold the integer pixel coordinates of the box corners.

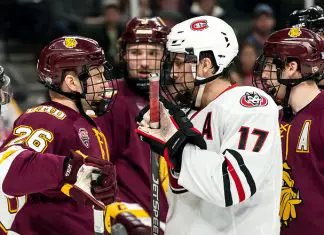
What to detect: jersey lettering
<box><xmin>6</xmin><ymin>126</ymin><xmax>54</xmax><ymax>153</ymax></box>
<box><xmin>26</xmin><ymin>106</ymin><xmax>66</xmax><ymax>120</ymax></box>
<box><xmin>296</xmin><ymin>120</ymin><xmax>311</xmax><ymax>153</ymax></box>
<box><xmin>238</xmin><ymin>127</ymin><xmax>269</xmax><ymax>152</ymax></box>
<box><xmin>202</xmin><ymin>112</ymin><xmax>213</xmax><ymax>140</ymax></box>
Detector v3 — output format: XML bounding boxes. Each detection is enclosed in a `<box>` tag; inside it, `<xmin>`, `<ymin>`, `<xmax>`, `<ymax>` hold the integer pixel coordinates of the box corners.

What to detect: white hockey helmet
<box><xmin>161</xmin><ymin>16</ymin><xmax>239</xmax><ymax>108</ymax></box>
<box><xmin>167</xmin><ymin>15</ymin><xmax>238</xmax><ymax>75</ymax></box>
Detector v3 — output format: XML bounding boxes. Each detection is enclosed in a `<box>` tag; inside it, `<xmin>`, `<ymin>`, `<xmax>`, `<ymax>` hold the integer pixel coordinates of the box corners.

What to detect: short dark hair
<box><xmin>199</xmin><ymin>50</ymin><xmax>234</xmax><ymax>80</ymax></box>
<box><xmin>199</xmin><ymin>50</ymin><xmax>218</xmax><ymax>74</ymax></box>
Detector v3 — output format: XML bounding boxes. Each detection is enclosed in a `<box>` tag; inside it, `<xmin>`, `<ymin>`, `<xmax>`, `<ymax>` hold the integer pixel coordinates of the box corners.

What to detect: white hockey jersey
<box><xmin>166</xmin><ymin>85</ymin><xmax>282</xmax><ymax>235</ymax></box>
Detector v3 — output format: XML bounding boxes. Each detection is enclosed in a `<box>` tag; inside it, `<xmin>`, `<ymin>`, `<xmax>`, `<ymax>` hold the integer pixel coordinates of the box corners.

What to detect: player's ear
<box><xmin>201</xmin><ymin>57</ymin><xmax>213</xmax><ymax>75</ymax></box>
<box><xmin>287</xmin><ymin>61</ymin><xmax>299</xmax><ymax>77</ymax></box>
<box><xmin>62</xmin><ymin>71</ymin><xmax>82</xmax><ymax>93</ymax></box>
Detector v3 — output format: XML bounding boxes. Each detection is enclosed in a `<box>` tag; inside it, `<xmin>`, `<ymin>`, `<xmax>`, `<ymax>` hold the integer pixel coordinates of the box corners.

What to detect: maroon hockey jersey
<box><xmin>1</xmin><ymin>101</ymin><xmax>111</xmax><ymax>235</ymax></box>
<box><xmin>280</xmin><ymin>91</ymin><xmax>324</xmax><ymax>234</ymax></box>
<box><xmin>96</xmin><ymin>79</ymin><xmax>168</xmax><ymax>223</ymax></box>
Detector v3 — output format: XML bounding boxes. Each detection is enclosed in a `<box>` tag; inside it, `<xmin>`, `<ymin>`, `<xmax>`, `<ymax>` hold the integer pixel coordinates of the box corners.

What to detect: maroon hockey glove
<box><xmin>114</xmin><ymin>212</ymin><xmax>151</xmax><ymax>235</ymax></box>
<box><xmin>61</xmin><ymin>151</ymin><xmax>117</xmax><ymax>209</ymax></box>
<box><xmin>91</xmin><ymin>169</ymin><xmax>118</xmax><ymax>206</ymax></box>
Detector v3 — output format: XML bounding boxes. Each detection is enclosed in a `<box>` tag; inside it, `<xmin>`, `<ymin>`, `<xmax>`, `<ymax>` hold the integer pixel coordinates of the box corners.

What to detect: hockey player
<box><xmin>0</xmin><ymin>36</ymin><xmax>118</xmax><ymax>235</ymax></box>
<box><xmin>136</xmin><ymin>16</ymin><xmax>282</xmax><ymax>235</ymax></box>
<box><xmin>95</xmin><ymin>17</ymin><xmax>170</xmax><ymax>233</ymax></box>
<box><xmin>253</xmin><ymin>27</ymin><xmax>324</xmax><ymax>234</ymax></box>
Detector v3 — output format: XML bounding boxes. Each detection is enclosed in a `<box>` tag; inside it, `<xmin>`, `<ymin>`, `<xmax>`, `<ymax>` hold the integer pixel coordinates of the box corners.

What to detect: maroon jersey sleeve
<box><xmin>96</xmin><ymin>95</ymin><xmax>168</xmax><ymax>221</ymax></box>
<box><xmin>0</xmin><ymin>110</ymin><xmax>73</xmax><ymax>197</ymax></box>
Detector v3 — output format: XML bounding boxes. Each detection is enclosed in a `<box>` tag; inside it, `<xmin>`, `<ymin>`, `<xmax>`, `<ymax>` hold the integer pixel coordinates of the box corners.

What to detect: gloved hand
<box><xmin>91</xmin><ymin>169</ymin><xmax>118</xmax><ymax>206</ymax></box>
<box><xmin>136</xmin><ymin>99</ymin><xmax>206</xmax><ymax>172</ymax></box>
<box><xmin>114</xmin><ymin>212</ymin><xmax>150</xmax><ymax>235</ymax></box>
<box><xmin>61</xmin><ymin>150</ymin><xmax>117</xmax><ymax>209</ymax></box>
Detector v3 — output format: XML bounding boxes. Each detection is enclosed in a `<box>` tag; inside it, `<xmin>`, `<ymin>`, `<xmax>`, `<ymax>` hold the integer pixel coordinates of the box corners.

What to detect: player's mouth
<box><xmin>137</xmin><ymin>70</ymin><xmax>151</xmax><ymax>78</ymax></box>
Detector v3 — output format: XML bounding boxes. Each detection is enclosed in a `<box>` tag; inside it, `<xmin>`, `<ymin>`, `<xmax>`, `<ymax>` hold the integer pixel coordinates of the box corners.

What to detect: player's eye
<box><xmin>174</xmin><ymin>61</ymin><xmax>183</xmax><ymax>67</ymax></box>
<box><xmin>148</xmin><ymin>50</ymin><xmax>158</xmax><ymax>57</ymax></box>
<box><xmin>130</xmin><ymin>50</ymin><xmax>142</xmax><ymax>56</ymax></box>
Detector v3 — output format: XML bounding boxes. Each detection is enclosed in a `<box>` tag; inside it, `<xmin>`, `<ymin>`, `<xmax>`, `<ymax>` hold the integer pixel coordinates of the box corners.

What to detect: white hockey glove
<box><xmin>136</xmin><ymin>99</ymin><xmax>206</xmax><ymax>172</ymax></box>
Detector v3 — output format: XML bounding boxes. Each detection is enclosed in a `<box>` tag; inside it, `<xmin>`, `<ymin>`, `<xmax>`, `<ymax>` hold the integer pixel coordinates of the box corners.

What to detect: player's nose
<box><xmin>170</xmin><ymin>66</ymin><xmax>178</xmax><ymax>80</ymax></box>
<box><xmin>262</xmin><ymin>70</ymin><xmax>270</xmax><ymax>80</ymax></box>
<box><xmin>139</xmin><ymin>55</ymin><xmax>148</xmax><ymax>67</ymax></box>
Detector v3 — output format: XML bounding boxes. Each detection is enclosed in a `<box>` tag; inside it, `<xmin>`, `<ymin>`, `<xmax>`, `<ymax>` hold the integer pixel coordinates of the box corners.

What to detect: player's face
<box><xmin>169</xmin><ymin>53</ymin><xmax>196</xmax><ymax>98</ymax></box>
<box><xmin>261</xmin><ymin>57</ymin><xmax>286</xmax><ymax>102</ymax></box>
<box><xmin>85</xmin><ymin>65</ymin><xmax>115</xmax><ymax>102</ymax></box>
<box><xmin>125</xmin><ymin>43</ymin><xmax>164</xmax><ymax>79</ymax></box>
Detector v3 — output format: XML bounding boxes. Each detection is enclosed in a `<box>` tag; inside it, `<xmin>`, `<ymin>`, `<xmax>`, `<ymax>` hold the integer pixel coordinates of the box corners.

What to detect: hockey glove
<box><xmin>136</xmin><ymin>100</ymin><xmax>206</xmax><ymax>172</ymax></box>
<box><xmin>114</xmin><ymin>212</ymin><xmax>151</xmax><ymax>235</ymax></box>
<box><xmin>61</xmin><ymin>151</ymin><xmax>117</xmax><ymax>209</ymax></box>
<box><xmin>91</xmin><ymin>170</ymin><xmax>118</xmax><ymax>206</ymax></box>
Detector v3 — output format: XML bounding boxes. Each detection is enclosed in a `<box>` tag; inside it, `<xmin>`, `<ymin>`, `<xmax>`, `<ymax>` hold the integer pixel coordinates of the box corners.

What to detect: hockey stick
<box><xmin>149</xmin><ymin>73</ymin><xmax>160</xmax><ymax>235</ymax></box>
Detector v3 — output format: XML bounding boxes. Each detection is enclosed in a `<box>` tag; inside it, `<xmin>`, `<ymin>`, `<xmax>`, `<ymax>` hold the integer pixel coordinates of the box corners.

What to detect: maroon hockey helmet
<box><xmin>120</xmin><ymin>17</ymin><xmax>170</xmax><ymax>49</ymax></box>
<box><xmin>37</xmin><ymin>36</ymin><xmax>117</xmax><ymax>116</ymax></box>
<box><xmin>253</xmin><ymin>27</ymin><xmax>324</xmax><ymax>96</ymax></box>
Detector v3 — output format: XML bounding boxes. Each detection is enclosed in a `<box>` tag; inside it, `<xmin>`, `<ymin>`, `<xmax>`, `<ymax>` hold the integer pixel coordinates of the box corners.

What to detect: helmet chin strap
<box><xmin>194</xmin><ymin>77</ymin><xmax>206</xmax><ymax>108</ymax></box>
<box><xmin>191</xmin><ymin>64</ymin><xmax>204</xmax><ymax>108</ymax></box>
<box><xmin>192</xmin><ymin>63</ymin><xmax>224</xmax><ymax>109</ymax></box>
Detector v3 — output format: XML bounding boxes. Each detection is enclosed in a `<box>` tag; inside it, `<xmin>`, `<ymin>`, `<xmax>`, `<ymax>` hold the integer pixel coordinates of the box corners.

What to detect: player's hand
<box><xmin>61</xmin><ymin>151</ymin><xmax>117</xmax><ymax>209</ymax></box>
<box><xmin>136</xmin><ymin>99</ymin><xmax>206</xmax><ymax>172</ymax></box>
<box><xmin>91</xmin><ymin>170</ymin><xmax>118</xmax><ymax>206</ymax></box>
<box><xmin>114</xmin><ymin>212</ymin><xmax>151</xmax><ymax>235</ymax></box>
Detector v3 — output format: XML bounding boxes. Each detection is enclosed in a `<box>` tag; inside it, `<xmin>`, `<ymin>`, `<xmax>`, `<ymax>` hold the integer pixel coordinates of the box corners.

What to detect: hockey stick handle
<box><xmin>149</xmin><ymin>73</ymin><xmax>160</xmax><ymax>129</ymax></box>
<box><xmin>149</xmin><ymin>73</ymin><xmax>160</xmax><ymax>235</ymax></box>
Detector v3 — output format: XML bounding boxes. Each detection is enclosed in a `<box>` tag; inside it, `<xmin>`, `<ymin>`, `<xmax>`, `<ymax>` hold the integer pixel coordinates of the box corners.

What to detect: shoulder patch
<box><xmin>240</xmin><ymin>91</ymin><xmax>268</xmax><ymax>108</ymax></box>
<box><xmin>78</xmin><ymin>128</ymin><xmax>90</xmax><ymax>148</ymax></box>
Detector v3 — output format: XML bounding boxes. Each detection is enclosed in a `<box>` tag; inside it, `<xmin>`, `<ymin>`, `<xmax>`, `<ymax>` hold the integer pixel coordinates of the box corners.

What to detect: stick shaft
<box><xmin>149</xmin><ymin>73</ymin><xmax>160</xmax><ymax>235</ymax></box>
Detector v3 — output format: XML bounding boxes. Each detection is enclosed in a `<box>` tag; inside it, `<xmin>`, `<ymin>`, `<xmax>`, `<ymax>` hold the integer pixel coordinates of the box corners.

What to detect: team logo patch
<box><xmin>63</xmin><ymin>37</ymin><xmax>78</xmax><ymax>48</ymax></box>
<box><xmin>240</xmin><ymin>91</ymin><xmax>268</xmax><ymax>108</ymax></box>
<box><xmin>288</xmin><ymin>27</ymin><xmax>302</xmax><ymax>38</ymax></box>
<box><xmin>190</xmin><ymin>19</ymin><xmax>208</xmax><ymax>31</ymax></box>
<box><xmin>78</xmin><ymin>128</ymin><xmax>90</xmax><ymax>148</ymax></box>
